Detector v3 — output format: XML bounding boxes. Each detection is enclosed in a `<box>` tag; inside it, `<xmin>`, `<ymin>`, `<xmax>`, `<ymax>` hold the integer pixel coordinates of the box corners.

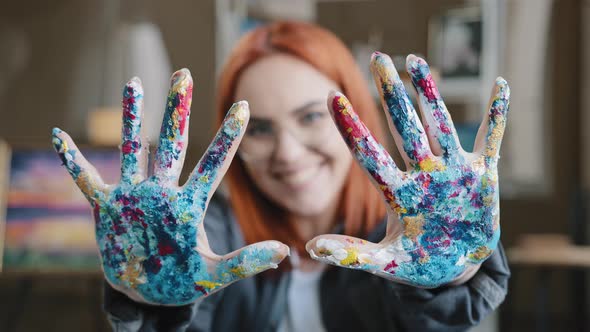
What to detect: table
<box><xmin>507</xmin><ymin>234</ymin><xmax>590</xmax><ymax>332</ymax></box>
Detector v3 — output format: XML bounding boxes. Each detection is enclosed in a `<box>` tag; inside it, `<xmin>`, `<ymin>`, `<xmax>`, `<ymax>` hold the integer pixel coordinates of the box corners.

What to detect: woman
<box><xmin>52</xmin><ymin>21</ymin><xmax>510</xmax><ymax>331</ymax></box>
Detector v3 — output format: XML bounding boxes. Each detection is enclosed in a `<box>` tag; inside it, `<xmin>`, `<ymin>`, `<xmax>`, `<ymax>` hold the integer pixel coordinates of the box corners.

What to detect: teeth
<box><xmin>282</xmin><ymin>165</ymin><xmax>319</xmax><ymax>185</ymax></box>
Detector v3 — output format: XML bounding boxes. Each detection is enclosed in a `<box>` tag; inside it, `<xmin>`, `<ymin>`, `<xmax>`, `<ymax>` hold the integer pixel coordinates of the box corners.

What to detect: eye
<box><xmin>245</xmin><ymin>121</ymin><xmax>274</xmax><ymax>137</ymax></box>
<box><xmin>300</xmin><ymin>111</ymin><xmax>326</xmax><ymax>125</ymax></box>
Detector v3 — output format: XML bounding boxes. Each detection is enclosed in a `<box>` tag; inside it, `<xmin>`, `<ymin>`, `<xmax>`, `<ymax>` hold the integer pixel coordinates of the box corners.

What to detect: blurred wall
<box><xmin>583</xmin><ymin>0</ymin><xmax>590</xmax><ymax>224</ymax></box>
<box><xmin>0</xmin><ymin>0</ymin><xmax>216</xmax><ymax>167</ymax></box>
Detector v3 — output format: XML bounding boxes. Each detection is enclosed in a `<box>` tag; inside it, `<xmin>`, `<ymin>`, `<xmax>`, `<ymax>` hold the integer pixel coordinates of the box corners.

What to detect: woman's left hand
<box><xmin>306</xmin><ymin>52</ymin><xmax>509</xmax><ymax>288</ymax></box>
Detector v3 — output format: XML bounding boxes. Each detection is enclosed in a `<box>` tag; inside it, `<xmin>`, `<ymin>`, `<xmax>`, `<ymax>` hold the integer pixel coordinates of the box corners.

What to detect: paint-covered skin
<box><xmin>306</xmin><ymin>53</ymin><xmax>509</xmax><ymax>288</ymax></box>
<box><xmin>52</xmin><ymin>69</ymin><xmax>288</xmax><ymax>305</ymax></box>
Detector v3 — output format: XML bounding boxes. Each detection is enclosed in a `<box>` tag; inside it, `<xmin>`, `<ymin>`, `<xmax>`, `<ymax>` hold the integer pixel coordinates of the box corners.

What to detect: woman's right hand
<box><xmin>52</xmin><ymin>69</ymin><xmax>289</xmax><ymax>306</ymax></box>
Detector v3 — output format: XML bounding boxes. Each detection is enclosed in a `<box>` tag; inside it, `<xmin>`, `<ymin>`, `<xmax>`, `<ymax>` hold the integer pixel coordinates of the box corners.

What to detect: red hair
<box><xmin>216</xmin><ymin>21</ymin><xmax>387</xmax><ymax>257</ymax></box>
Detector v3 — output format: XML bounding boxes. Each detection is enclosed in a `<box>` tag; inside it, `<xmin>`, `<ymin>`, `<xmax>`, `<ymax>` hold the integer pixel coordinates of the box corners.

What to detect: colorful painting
<box><xmin>2</xmin><ymin>148</ymin><xmax>120</xmax><ymax>271</ymax></box>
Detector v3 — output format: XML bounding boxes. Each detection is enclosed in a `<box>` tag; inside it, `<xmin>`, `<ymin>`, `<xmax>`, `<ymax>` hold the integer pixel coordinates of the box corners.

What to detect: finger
<box><xmin>183</xmin><ymin>101</ymin><xmax>249</xmax><ymax>210</ymax></box>
<box><xmin>154</xmin><ymin>68</ymin><xmax>193</xmax><ymax>184</ymax></box>
<box><xmin>51</xmin><ymin>127</ymin><xmax>107</xmax><ymax>202</ymax></box>
<box><xmin>406</xmin><ymin>54</ymin><xmax>461</xmax><ymax>156</ymax></box>
<box><xmin>370</xmin><ymin>52</ymin><xmax>434</xmax><ymax>170</ymax></box>
<box><xmin>328</xmin><ymin>92</ymin><xmax>405</xmax><ymax>207</ymax></box>
<box><xmin>120</xmin><ymin>77</ymin><xmax>147</xmax><ymax>184</ymax></box>
<box><xmin>204</xmin><ymin>241</ymin><xmax>289</xmax><ymax>293</ymax></box>
<box><xmin>473</xmin><ymin>77</ymin><xmax>510</xmax><ymax>164</ymax></box>
<box><xmin>306</xmin><ymin>234</ymin><xmax>388</xmax><ymax>271</ymax></box>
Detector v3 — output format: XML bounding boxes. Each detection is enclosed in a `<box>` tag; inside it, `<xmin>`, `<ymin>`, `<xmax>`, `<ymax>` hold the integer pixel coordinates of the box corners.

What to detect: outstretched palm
<box><xmin>307</xmin><ymin>53</ymin><xmax>509</xmax><ymax>288</ymax></box>
<box><xmin>52</xmin><ymin>70</ymin><xmax>288</xmax><ymax>305</ymax></box>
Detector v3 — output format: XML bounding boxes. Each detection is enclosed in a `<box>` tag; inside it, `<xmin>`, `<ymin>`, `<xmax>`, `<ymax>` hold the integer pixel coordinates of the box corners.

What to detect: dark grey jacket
<box><xmin>104</xmin><ymin>194</ymin><xmax>510</xmax><ymax>332</ymax></box>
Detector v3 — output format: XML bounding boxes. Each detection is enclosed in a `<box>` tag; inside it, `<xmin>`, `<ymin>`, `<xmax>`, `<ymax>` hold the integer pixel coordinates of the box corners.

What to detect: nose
<box><xmin>271</xmin><ymin>128</ymin><xmax>308</xmax><ymax>164</ymax></box>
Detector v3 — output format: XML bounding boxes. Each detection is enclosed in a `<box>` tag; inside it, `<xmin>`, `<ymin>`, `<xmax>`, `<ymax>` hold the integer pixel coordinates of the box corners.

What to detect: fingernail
<box><xmin>371</xmin><ymin>51</ymin><xmax>384</xmax><ymax>62</ymax></box>
<box><xmin>171</xmin><ymin>68</ymin><xmax>193</xmax><ymax>91</ymax></box>
<box><xmin>371</xmin><ymin>54</ymin><xmax>398</xmax><ymax>85</ymax></box>
<box><xmin>263</xmin><ymin>241</ymin><xmax>289</xmax><ymax>264</ymax></box>
<box><xmin>229</xmin><ymin>101</ymin><xmax>249</xmax><ymax>123</ymax></box>
<box><xmin>330</xmin><ymin>93</ymin><xmax>349</xmax><ymax>113</ymax></box>
<box><xmin>495</xmin><ymin>77</ymin><xmax>510</xmax><ymax>99</ymax></box>
<box><xmin>372</xmin><ymin>51</ymin><xmax>390</xmax><ymax>62</ymax></box>
<box><xmin>127</xmin><ymin>76</ymin><xmax>142</xmax><ymax>87</ymax></box>
<box><xmin>125</xmin><ymin>78</ymin><xmax>143</xmax><ymax>97</ymax></box>
<box><xmin>406</xmin><ymin>53</ymin><xmax>423</xmax><ymax>65</ymax></box>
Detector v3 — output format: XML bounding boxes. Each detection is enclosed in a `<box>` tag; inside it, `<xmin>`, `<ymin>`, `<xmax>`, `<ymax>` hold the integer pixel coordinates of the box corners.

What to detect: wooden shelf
<box><xmin>507</xmin><ymin>234</ymin><xmax>590</xmax><ymax>268</ymax></box>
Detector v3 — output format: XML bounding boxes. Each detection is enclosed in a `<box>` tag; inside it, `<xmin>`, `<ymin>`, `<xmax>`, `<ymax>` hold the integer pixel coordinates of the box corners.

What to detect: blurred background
<box><xmin>0</xmin><ymin>0</ymin><xmax>588</xmax><ymax>331</ymax></box>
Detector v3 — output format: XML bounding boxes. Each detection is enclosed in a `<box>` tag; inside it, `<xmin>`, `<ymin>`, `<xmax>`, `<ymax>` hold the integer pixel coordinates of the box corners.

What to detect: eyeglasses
<box><xmin>238</xmin><ymin>108</ymin><xmax>338</xmax><ymax>162</ymax></box>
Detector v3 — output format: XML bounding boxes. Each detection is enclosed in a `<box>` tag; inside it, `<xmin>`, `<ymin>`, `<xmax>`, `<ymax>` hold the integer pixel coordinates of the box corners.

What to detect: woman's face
<box><xmin>234</xmin><ymin>54</ymin><xmax>352</xmax><ymax>218</ymax></box>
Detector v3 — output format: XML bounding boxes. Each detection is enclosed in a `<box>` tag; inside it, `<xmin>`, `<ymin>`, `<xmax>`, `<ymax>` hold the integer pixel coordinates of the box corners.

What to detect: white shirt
<box><xmin>278</xmin><ymin>251</ymin><xmax>327</xmax><ymax>332</ymax></box>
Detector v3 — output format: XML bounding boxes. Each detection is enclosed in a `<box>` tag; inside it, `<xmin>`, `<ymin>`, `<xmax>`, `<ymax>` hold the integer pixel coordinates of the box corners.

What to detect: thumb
<box><xmin>306</xmin><ymin>234</ymin><xmax>385</xmax><ymax>269</ymax></box>
<box><xmin>215</xmin><ymin>241</ymin><xmax>289</xmax><ymax>283</ymax></box>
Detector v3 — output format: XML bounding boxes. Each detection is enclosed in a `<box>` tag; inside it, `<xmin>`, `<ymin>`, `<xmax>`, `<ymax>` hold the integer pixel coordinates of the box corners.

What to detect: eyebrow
<box><xmin>291</xmin><ymin>100</ymin><xmax>324</xmax><ymax>115</ymax></box>
<box><xmin>250</xmin><ymin>100</ymin><xmax>324</xmax><ymax>122</ymax></box>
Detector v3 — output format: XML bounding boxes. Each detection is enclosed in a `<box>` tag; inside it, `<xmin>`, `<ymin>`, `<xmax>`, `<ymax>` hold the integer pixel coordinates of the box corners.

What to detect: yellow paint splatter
<box><xmin>418</xmin><ymin>157</ymin><xmax>445</xmax><ymax>172</ymax></box>
<box><xmin>170</xmin><ymin>109</ymin><xmax>181</xmax><ymax>139</ymax></box>
<box><xmin>231</xmin><ymin>103</ymin><xmax>248</xmax><ymax>124</ymax></box>
<box><xmin>61</xmin><ymin>140</ymin><xmax>69</xmax><ymax>151</ymax></box>
<box><xmin>483</xmin><ymin>195</ymin><xmax>494</xmax><ymax>207</ymax></box>
<box><xmin>195</xmin><ymin>280</ymin><xmax>222</xmax><ymax>290</ymax></box>
<box><xmin>374</xmin><ymin>63</ymin><xmax>394</xmax><ymax>95</ymax></box>
<box><xmin>230</xmin><ymin>266</ymin><xmax>247</xmax><ymax>278</ymax></box>
<box><xmin>179</xmin><ymin>212</ymin><xmax>193</xmax><ymax>223</ymax></box>
<box><xmin>340</xmin><ymin>248</ymin><xmax>359</xmax><ymax>266</ymax></box>
<box><xmin>119</xmin><ymin>256</ymin><xmax>145</xmax><ymax>288</ymax></box>
<box><xmin>75</xmin><ymin>172</ymin><xmax>96</xmax><ymax>200</ymax></box>
<box><xmin>345</xmin><ymin>237</ymin><xmax>366</xmax><ymax>245</ymax></box>
<box><xmin>419</xmin><ymin>252</ymin><xmax>430</xmax><ymax>264</ymax></box>
<box><xmin>199</xmin><ymin>175</ymin><xmax>209</xmax><ymax>183</ymax></box>
<box><xmin>468</xmin><ymin>246</ymin><xmax>492</xmax><ymax>261</ymax></box>
<box><xmin>485</xmin><ymin>121</ymin><xmax>505</xmax><ymax>157</ymax></box>
<box><xmin>131</xmin><ymin>173</ymin><xmax>143</xmax><ymax>185</ymax></box>
<box><xmin>333</xmin><ymin>97</ymin><xmax>350</xmax><ymax>115</ymax></box>
<box><xmin>403</xmin><ymin>215</ymin><xmax>425</xmax><ymax>240</ymax></box>
<box><xmin>341</xmin><ymin>106</ymin><xmax>350</xmax><ymax>116</ymax></box>
<box><xmin>393</xmin><ymin>204</ymin><xmax>407</xmax><ymax>215</ymax></box>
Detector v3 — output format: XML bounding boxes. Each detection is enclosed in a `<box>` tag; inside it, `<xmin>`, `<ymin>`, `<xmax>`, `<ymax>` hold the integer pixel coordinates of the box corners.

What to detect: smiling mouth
<box><xmin>276</xmin><ymin>164</ymin><xmax>322</xmax><ymax>190</ymax></box>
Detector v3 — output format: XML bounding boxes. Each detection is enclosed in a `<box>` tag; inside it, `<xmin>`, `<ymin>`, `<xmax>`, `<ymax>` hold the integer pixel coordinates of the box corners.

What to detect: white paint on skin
<box><xmin>316</xmin><ymin>238</ymin><xmax>345</xmax><ymax>252</ymax></box>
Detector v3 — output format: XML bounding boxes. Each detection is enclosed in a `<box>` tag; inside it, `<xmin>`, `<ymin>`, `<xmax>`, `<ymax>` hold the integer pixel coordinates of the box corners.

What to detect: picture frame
<box><xmin>429</xmin><ymin>6</ymin><xmax>482</xmax><ymax>79</ymax></box>
<box><xmin>428</xmin><ymin>6</ymin><xmax>483</xmax><ymax>104</ymax></box>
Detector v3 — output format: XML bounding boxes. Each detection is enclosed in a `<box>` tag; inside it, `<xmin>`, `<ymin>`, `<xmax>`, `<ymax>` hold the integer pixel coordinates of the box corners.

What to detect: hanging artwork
<box><xmin>1</xmin><ymin>146</ymin><xmax>119</xmax><ymax>271</ymax></box>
